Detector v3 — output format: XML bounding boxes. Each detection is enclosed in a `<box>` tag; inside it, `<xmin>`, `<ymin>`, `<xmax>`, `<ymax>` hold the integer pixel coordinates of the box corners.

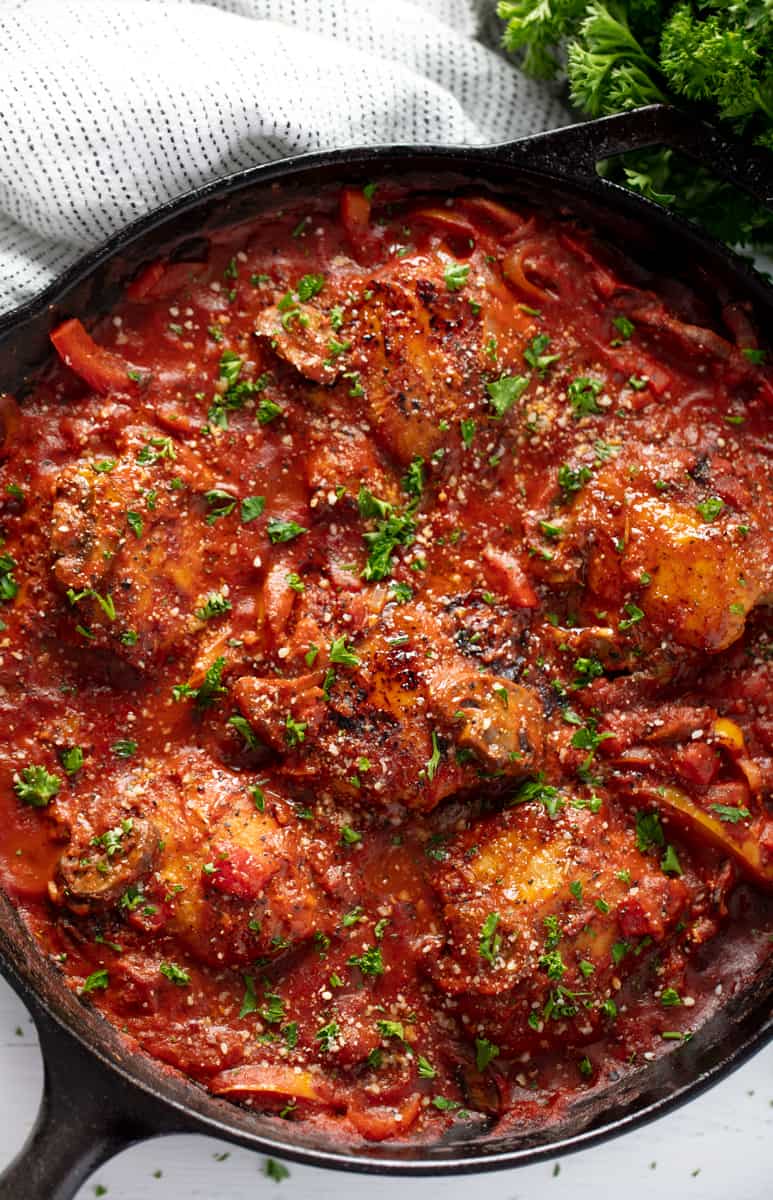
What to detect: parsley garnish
<box><xmin>284</xmin><ymin>715</ymin><xmax>307</xmax><ymax>747</ymax></box>
<box><xmin>228</xmin><ymin>714</ymin><xmax>260</xmax><ymax>750</ymax></box>
<box><xmin>510</xmin><ymin>773</ymin><xmax>563</xmax><ymax>817</ymax></box>
<box><xmin>567</xmin><ymin>376</ymin><xmax>603</xmax><ymax>416</ymax></box>
<box><xmin>487</xmin><ymin>373</ymin><xmax>529</xmax><ymax>418</ymax></box>
<box><xmin>329</xmin><ymin>636</ymin><xmax>360</xmax><ymax>668</ymax></box>
<box><xmin>460</xmin><ymin>417</ymin><xmax>476</xmax><ymax>447</ymax></box>
<box><xmin>204</xmin><ymin>489</ymin><xmax>237</xmax><ymax>525</ymax></box>
<box><xmin>82</xmin><ymin>968</ymin><xmax>109</xmax><ymax>993</ymax></box>
<box><xmin>402</xmin><ymin>455</ymin><xmax>425</xmax><ymax>497</ymax></box>
<box><xmin>14</xmin><ymin>764</ymin><xmax>61</xmax><ymax>807</ymax></box>
<box><xmin>479</xmin><ymin>912</ymin><xmax>502</xmax><ymax>965</ymax></box>
<box><xmin>611</xmin><ymin>315</ymin><xmax>634</xmax><ymax>342</ymax></box>
<box><xmin>240</xmin><ymin>495</ymin><xmax>265</xmax><ymax>523</ymax></box>
<box><xmin>296</xmin><ymin>273</ymin><xmax>325</xmax><ymax>301</ymax></box>
<box><xmin>172</xmin><ymin>655</ymin><xmax>226</xmax><ymax>708</ymax></box>
<box><xmin>558</xmin><ymin>463</ymin><xmax>592</xmax><ymax>497</ymax></box>
<box><xmin>112</xmin><ymin>739</ymin><xmax>137</xmax><ymax>758</ymax></box>
<box><xmin>424</xmin><ymin>730</ymin><xmax>441</xmax><ymax>782</ymax></box>
<box><xmin>444</xmin><ymin>262</ymin><xmax>470</xmax><ymax>291</ymax></box>
<box><xmin>315</xmin><ymin>1021</ymin><xmax>340</xmax><ymax>1052</ymax></box>
<box><xmin>195</xmin><ymin>593</ymin><xmax>232</xmax><ymax>621</ymax></box>
<box><xmin>475</xmin><ymin>1037</ymin><xmax>500</xmax><ymax>1072</ymax></box>
<box><xmin>267</xmin><ymin>518</ymin><xmax>307</xmax><ymax>544</ymax></box>
<box><xmin>160</xmin><ymin>962</ymin><xmax>190</xmax><ymax>987</ymax></box>
<box><xmin>347</xmin><ymin>945</ymin><xmax>384</xmax><ymax>976</ymax></box>
<box><xmin>60</xmin><ymin>746</ymin><xmax>83</xmax><ymax>775</ymax></box>
<box><xmin>710</xmin><ymin>803</ymin><xmax>750</xmax><ymax>823</ymax></box>
<box><xmin>696</xmin><ymin>496</ymin><xmax>724</xmax><ymax>522</ymax></box>
<box><xmin>619</xmin><ymin>602</ymin><xmax>645</xmax><ymax>631</ymax></box>
<box><xmin>524</xmin><ymin>333</ymin><xmax>559</xmax><ymax>375</ymax></box>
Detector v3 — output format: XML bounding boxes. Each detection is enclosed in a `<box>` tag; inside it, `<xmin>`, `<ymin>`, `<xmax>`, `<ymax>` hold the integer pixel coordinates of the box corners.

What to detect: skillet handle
<box><xmin>497</xmin><ymin>104</ymin><xmax>773</xmax><ymax>211</ymax></box>
<box><xmin>0</xmin><ymin>1002</ymin><xmax>180</xmax><ymax>1200</ymax></box>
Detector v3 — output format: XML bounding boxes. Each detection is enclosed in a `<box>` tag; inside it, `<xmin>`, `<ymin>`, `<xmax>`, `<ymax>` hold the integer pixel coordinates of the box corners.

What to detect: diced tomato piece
<box><xmin>205</xmin><ymin>844</ymin><xmax>278</xmax><ymax>900</ymax></box>
<box><xmin>50</xmin><ymin>318</ymin><xmax>140</xmax><ymax>395</ymax></box>
<box><xmin>673</xmin><ymin>742</ymin><xmax>721</xmax><ymax>788</ymax></box>
<box><xmin>617</xmin><ymin>898</ymin><xmax>655</xmax><ymax>938</ymax></box>
<box><xmin>482</xmin><ymin>545</ymin><xmax>538</xmax><ymax>608</ymax></box>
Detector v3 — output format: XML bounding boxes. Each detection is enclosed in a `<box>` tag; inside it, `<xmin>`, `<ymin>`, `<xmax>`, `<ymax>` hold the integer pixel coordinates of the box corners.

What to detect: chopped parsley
<box><xmin>612</xmin><ymin>315</ymin><xmax>635</xmax><ymax>342</ymax></box>
<box><xmin>13</xmin><ymin>764</ymin><xmax>61</xmax><ymax>807</ymax></box>
<box><xmin>479</xmin><ymin>912</ymin><xmax>502</xmax><ymax>965</ymax></box>
<box><xmin>329</xmin><ymin>636</ymin><xmax>360</xmax><ymax>668</ymax></box>
<box><xmin>172</xmin><ymin>655</ymin><xmax>226</xmax><ymax>708</ymax></box>
<box><xmin>112</xmin><ymin>739</ymin><xmax>137</xmax><ymax>759</ymax></box>
<box><xmin>711</xmin><ymin>803</ymin><xmax>751</xmax><ymax>823</ymax></box>
<box><xmin>204</xmin><ymin>489</ymin><xmax>237</xmax><ymax>525</ymax></box>
<box><xmin>475</xmin><ymin>1037</ymin><xmax>500</xmax><ymax>1072</ymax></box>
<box><xmin>558</xmin><ymin>463</ymin><xmax>592</xmax><ymax>497</ymax></box>
<box><xmin>660</xmin><ymin>844</ymin><xmax>683</xmax><ymax>876</ymax></box>
<box><xmin>347</xmin><ymin>945</ymin><xmax>384</xmax><ymax>976</ymax></box>
<box><xmin>315</xmin><ymin>1021</ymin><xmax>340</xmax><ymax>1052</ymax></box>
<box><xmin>267</xmin><ymin>518</ymin><xmax>308</xmax><ymax>544</ymax></box>
<box><xmin>137</xmin><ymin>436</ymin><xmax>176</xmax><ymax>465</ymax></box>
<box><xmin>361</xmin><ymin>506</ymin><xmax>416</xmax><ymax>582</ymax></box>
<box><xmin>487</xmin><ymin>372</ymin><xmax>529</xmax><ymax>418</ymax></box>
<box><xmin>567</xmin><ymin>376</ymin><xmax>603</xmax><ymax>417</ymax></box>
<box><xmin>284</xmin><ymin>715</ymin><xmax>307</xmax><ymax>747</ymax></box>
<box><xmin>240</xmin><ymin>495</ymin><xmax>265</xmax><ymax>523</ymax></box>
<box><xmin>402</xmin><ymin>455</ymin><xmax>425</xmax><ymax>497</ymax></box>
<box><xmin>424</xmin><ymin>730</ymin><xmax>441</xmax><ymax>782</ymax></box>
<box><xmin>0</xmin><ymin>551</ymin><xmax>18</xmax><ymax>602</ymax></box>
<box><xmin>696</xmin><ymin>496</ymin><xmax>724</xmax><ymax>522</ymax></box>
<box><xmin>444</xmin><ymin>261</ymin><xmax>470</xmax><ymax>291</ymax></box>
<box><xmin>460</xmin><ymin>417</ymin><xmax>476</xmax><ymax>447</ymax></box>
<box><xmin>510</xmin><ymin>773</ymin><xmax>563</xmax><ymax>818</ymax></box>
<box><xmin>126</xmin><ymin>510</ymin><xmax>143</xmax><ymax>538</ymax></box>
<box><xmin>390</xmin><ymin>581</ymin><xmax>413</xmax><ymax>604</ymax></box>
<box><xmin>524</xmin><ymin>333</ymin><xmax>559</xmax><ymax>375</ymax></box>
<box><xmin>60</xmin><ymin>746</ymin><xmax>84</xmax><ymax>775</ymax></box>
<box><xmin>66</xmin><ymin>586</ymin><xmax>116</xmax><ymax>622</ymax></box>
<box><xmin>195</xmin><ymin>592</ymin><xmax>232</xmax><ymax>621</ymax></box>
<box><xmin>635</xmin><ymin>810</ymin><xmax>665</xmax><ymax>853</ymax></box>
<box><xmin>228</xmin><ymin>714</ymin><xmax>260</xmax><ymax>750</ymax></box>
<box><xmin>619</xmin><ymin>602</ymin><xmax>645</xmax><ymax>631</ymax></box>
<box><xmin>159</xmin><ymin>962</ymin><xmax>191</xmax><ymax>987</ymax></box>
<box><xmin>82</xmin><ymin>968</ymin><xmax>109</xmax><ymax>993</ymax></box>
<box><xmin>257</xmin><ymin>398</ymin><xmax>283</xmax><ymax>425</ymax></box>
<box><xmin>263</xmin><ymin>1159</ymin><xmax>290</xmax><ymax>1183</ymax></box>
<box><xmin>296</xmin><ymin>273</ymin><xmax>325</xmax><ymax>301</ymax></box>
<box><xmin>417</xmin><ymin>1055</ymin><xmax>437</xmax><ymax>1079</ymax></box>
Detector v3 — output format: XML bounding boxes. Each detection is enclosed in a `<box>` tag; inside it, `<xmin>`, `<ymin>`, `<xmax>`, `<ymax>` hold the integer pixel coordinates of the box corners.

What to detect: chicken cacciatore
<box><xmin>0</xmin><ymin>182</ymin><xmax>771</xmax><ymax>1144</ymax></box>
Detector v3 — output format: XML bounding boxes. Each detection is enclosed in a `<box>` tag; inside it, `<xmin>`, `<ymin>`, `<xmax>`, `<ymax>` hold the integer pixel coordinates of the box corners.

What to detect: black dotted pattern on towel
<box><xmin>0</xmin><ymin>0</ymin><xmax>568</xmax><ymax>313</ymax></box>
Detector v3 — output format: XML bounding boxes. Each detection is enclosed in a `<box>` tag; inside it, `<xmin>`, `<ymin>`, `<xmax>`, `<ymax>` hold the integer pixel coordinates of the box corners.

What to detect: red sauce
<box><xmin>0</xmin><ymin>184</ymin><xmax>771</xmax><ymax>1143</ymax></box>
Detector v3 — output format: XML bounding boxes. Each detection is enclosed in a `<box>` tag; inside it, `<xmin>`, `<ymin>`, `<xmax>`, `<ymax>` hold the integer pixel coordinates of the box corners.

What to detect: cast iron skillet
<box><xmin>0</xmin><ymin>104</ymin><xmax>771</xmax><ymax>1200</ymax></box>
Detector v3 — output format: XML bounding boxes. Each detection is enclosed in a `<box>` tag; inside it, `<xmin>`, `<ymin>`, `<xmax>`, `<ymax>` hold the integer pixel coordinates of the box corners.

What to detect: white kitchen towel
<box><xmin>0</xmin><ymin>0</ymin><xmax>567</xmax><ymax>314</ymax></box>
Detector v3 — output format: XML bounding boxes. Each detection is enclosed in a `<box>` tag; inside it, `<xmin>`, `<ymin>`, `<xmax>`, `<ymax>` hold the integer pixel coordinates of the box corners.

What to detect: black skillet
<box><xmin>0</xmin><ymin>104</ymin><xmax>771</xmax><ymax>1200</ymax></box>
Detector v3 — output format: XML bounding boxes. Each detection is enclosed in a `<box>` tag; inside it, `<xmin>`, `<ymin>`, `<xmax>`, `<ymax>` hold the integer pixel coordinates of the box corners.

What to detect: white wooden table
<box><xmin>0</xmin><ymin>974</ymin><xmax>770</xmax><ymax>1200</ymax></box>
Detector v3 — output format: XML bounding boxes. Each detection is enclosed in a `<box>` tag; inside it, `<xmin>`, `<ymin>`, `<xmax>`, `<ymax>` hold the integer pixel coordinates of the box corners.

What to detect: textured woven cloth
<box><xmin>0</xmin><ymin>0</ymin><xmax>567</xmax><ymax>313</ymax></box>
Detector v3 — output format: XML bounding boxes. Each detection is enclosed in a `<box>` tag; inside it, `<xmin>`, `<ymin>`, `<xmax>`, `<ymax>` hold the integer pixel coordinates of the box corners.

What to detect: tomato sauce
<box><xmin>0</xmin><ymin>183</ymin><xmax>771</xmax><ymax>1143</ymax></box>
